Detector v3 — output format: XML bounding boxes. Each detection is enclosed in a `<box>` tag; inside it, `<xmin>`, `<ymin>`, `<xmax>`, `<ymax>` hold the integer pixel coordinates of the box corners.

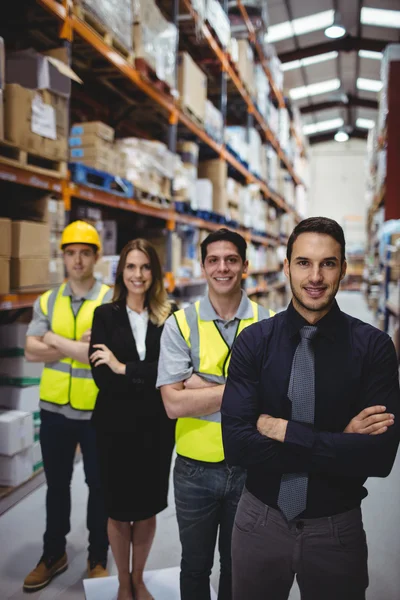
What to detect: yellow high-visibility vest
<box><xmin>174</xmin><ymin>300</ymin><xmax>275</xmax><ymax>462</ymax></box>
<box><xmin>39</xmin><ymin>282</ymin><xmax>110</xmax><ymax>412</ymax></box>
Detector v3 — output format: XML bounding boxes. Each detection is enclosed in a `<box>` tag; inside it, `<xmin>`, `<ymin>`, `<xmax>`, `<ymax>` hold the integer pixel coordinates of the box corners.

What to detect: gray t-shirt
<box><xmin>27</xmin><ymin>280</ymin><xmax>113</xmax><ymax>420</ymax></box>
<box><xmin>156</xmin><ymin>292</ymin><xmax>271</xmax><ymax>388</ymax></box>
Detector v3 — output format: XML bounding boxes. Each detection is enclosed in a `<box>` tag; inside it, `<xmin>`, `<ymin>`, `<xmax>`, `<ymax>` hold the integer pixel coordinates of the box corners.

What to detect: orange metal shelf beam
<box><xmin>0</xmin><ymin>162</ymin><xmax>63</xmax><ymax>193</ymax></box>
<box><xmin>236</xmin><ymin>0</ymin><xmax>307</xmax><ymax>161</ymax></box>
<box><xmin>181</xmin><ymin>0</ymin><xmax>303</xmax><ymax>186</ymax></box>
<box><xmin>0</xmin><ymin>291</ymin><xmax>49</xmax><ymax>310</ymax></box>
<box><xmin>36</xmin><ymin>0</ymin><xmax>297</xmax><ymax>214</ymax></box>
<box><xmin>0</xmin><ymin>160</ymin><xmax>279</xmax><ymax>251</ymax></box>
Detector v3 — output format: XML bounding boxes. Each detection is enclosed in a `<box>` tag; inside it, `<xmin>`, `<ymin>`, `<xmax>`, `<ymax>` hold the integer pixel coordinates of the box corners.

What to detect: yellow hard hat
<box><xmin>60</xmin><ymin>220</ymin><xmax>101</xmax><ymax>250</ymax></box>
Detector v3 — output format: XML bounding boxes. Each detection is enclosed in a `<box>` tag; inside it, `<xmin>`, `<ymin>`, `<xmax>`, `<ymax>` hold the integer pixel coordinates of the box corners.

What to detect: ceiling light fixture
<box><xmin>356</xmin><ymin>118</ymin><xmax>375</xmax><ymax>129</ymax></box>
<box><xmin>303</xmin><ymin>118</ymin><xmax>344</xmax><ymax>136</ymax></box>
<box><xmin>358</xmin><ymin>50</ymin><xmax>383</xmax><ymax>61</ymax></box>
<box><xmin>266</xmin><ymin>10</ymin><xmax>334</xmax><ymax>43</ymax></box>
<box><xmin>325</xmin><ymin>11</ymin><xmax>346</xmax><ymax>38</ymax></box>
<box><xmin>357</xmin><ymin>77</ymin><xmax>383</xmax><ymax>92</ymax></box>
<box><xmin>282</xmin><ymin>51</ymin><xmax>338</xmax><ymax>72</ymax></box>
<box><xmin>361</xmin><ymin>7</ymin><xmax>400</xmax><ymax>29</ymax></box>
<box><xmin>289</xmin><ymin>78</ymin><xmax>341</xmax><ymax>100</ymax></box>
<box><xmin>334</xmin><ymin>130</ymin><xmax>349</xmax><ymax>142</ymax></box>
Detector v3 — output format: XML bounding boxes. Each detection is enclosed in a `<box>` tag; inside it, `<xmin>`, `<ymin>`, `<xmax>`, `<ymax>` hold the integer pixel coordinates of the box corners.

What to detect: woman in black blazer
<box><xmin>89</xmin><ymin>239</ymin><xmax>176</xmax><ymax>600</ymax></box>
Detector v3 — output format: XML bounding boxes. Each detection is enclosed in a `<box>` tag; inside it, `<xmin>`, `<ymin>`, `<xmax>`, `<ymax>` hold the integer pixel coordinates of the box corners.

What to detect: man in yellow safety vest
<box><xmin>23</xmin><ymin>220</ymin><xmax>113</xmax><ymax>593</ymax></box>
<box><xmin>157</xmin><ymin>228</ymin><xmax>275</xmax><ymax>600</ymax></box>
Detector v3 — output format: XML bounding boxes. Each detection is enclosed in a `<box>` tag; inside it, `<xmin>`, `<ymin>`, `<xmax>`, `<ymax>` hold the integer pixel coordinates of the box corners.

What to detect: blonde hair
<box><xmin>112</xmin><ymin>239</ymin><xmax>171</xmax><ymax>326</ymax></box>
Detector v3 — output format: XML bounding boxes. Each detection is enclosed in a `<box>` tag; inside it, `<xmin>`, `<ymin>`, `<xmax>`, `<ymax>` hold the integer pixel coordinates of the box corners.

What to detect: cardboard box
<box><xmin>0</xmin><ymin>385</ymin><xmax>39</xmax><ymax>412</ymax></box>
<box><xmin>177</xmin><ymin>52</ymin><xmax>207</xmax><ymax>124</ymax></box>
<box><xmin>195</xmin><ymin>179</ymin><xmax>213</xmax><ymax>212</ymax></box>
<box><xmin>70</xmin><ymin>121</ymin><xmax>115</xmax><ymax>143</ymax></box>
<box><xmin>198</xmin><ymin>159</ymin><xmax>227</xmax><ymax>215</ymax></box>
<box><xmin>0</xmin><ymin>446</ymin><xmax>33</xmax><ymax>487</ymax></box>
<box><xmin>69</xmin><ymin>134</ymin><xmax>112</xmax><ymax>149</ymax></box>
<box><xmin>11</xmin><ymin>221</ymin><xmax>50</xmax><ymax>258</ymax></box>
<box><xmin>6</xmin><ymin>48</ymin><xmax>81</xmax><ymax>98</ymax></box>
<box><xmin>10</xmin><ymin>258</ymin><xmax>50</xmax><ymax>289</ymax></box>
<box><xmin>0</xmin><ymin>409</ymin><xmax>33</xmax><ymax>456</ymax></box>
<box><xmin>49</xmin><ymin>231</ymin><xmax>63</xmax><ymax>257</ymax></box>
<box><xmin>48</xmin><ymin>257</ymin><xmax>64</xmax><ymax>285</ymax></box>
<box><xmin>0</xmin><ymin>89</ymin><xmax>3</xmax><ymax>141</ymax></box>
<box><xmin>32</xmin><ymin>440</ymin><xmax>43</xmax><ymax>472</ymax></box>
<box><xmin>97</xmin><ymin>220</ymin><xmax>117</xmax><ymax>256</ymax></box>
<box><xmin>94</xmin><ymin>255</ymin><xmax>120</xmax><ymax>286</ymax></box>
<box><xmin>70</xmin><ymin>146</ymin><xmax>116</xmax><ymax>172</ymax></box>
<box><xmin>0</xmin><ymin>218</ymin><xmax>11</xmax><ymax>257</ymax></box>
<box><xmin>0</xmin><ymin>257</ymin><xmax>10</xmax><ymax>294</ymax></box>
<box><xmin>237</xmin><ymin>40</ymin><xmax>255</xmax><ymax>97</ymax></box>
<box><xmin>0</xmin><ymin>37</ymin><xmax>5</xmax><ymax>90</ymax></box>
<box><xmin>4</xmin><ymin>84</ymin><xmax>68</xmax><ymax>160</ymax></box>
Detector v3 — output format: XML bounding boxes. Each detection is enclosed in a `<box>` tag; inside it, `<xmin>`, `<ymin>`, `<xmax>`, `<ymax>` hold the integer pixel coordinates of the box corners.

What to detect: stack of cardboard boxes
<box><xmin>0</xmin><ymin>193</ymin><xmax>66</xmax><ymax>293</ymax></box>
<box><xmin>69</xmin><ymin>121</ymin><xmax>116</xmax><ymax>173</ymax></box>
<box><xmin>0</xmin><ymin>218</ymin><xmax>11</xmax><ymax>294</ymax></box>
<box><xmin>0</xmin><ymin>319</ymin><xmax>41</xmax><ymax>488</ymax></box>
<box><xmin>4</xmin><ymin>47</ymin><xmax>77</xmax><ymax>161</ymax></box>
<box><xmin>177</xmin><ymin>52</ymin><xmax>207</xmax><ymax>124</ymax></box>
<box><xmin>198</xmin><ymin>159</ymin><xmax>228</xmax><ymax>217</ymax></box>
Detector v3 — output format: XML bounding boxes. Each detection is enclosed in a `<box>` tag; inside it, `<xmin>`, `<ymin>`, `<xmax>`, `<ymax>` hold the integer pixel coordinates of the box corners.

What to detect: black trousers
<box><xmin>232</xmin><ymin>488</ymin><xmax>368</xmax><ymax>600</ymax></box>
<box><xmin>40</xmin><ymin>409</ymin><xmax>109</xmax><ymax>561</ymax></box>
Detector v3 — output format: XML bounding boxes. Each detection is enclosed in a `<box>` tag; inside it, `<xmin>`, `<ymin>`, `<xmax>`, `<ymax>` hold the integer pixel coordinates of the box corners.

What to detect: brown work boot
<box><xmin>87</xmin><ymin>558</ymin><xmax>109</xmax><ymax>578</ymax></box>
<box><xmin>23</xmin><ymin>553</ymin><xmax>68</xmax><ymax>593</ymax></box>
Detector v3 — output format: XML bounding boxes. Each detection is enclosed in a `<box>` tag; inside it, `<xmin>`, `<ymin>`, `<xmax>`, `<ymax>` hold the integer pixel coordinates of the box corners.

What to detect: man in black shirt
<box><xmin>222</xmin><ymin>217</ymin><xmax>400</xmax><ymax>600</ymax></box>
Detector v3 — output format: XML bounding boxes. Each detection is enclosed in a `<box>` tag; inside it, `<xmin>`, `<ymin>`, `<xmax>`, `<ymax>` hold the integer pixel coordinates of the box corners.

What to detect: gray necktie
<box><xmin>277</xmin><ymin>325</ymin><xmax>318</xmax><ymax>521</ymax></box>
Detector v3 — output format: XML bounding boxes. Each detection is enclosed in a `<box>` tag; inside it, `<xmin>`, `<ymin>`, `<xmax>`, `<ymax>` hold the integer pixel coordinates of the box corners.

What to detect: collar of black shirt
<box><xmin>286</xmin><ymin>299</ymin><xmax>340</xmax><ymax>341</ymax></box>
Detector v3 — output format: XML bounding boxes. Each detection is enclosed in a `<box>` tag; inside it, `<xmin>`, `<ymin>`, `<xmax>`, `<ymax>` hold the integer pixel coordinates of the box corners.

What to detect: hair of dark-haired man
<box><xmin>286</xmin><ymin>217</ymin><xmax>346</xmax><ymax>264</ymax></box>
<box><xmin>200</xmin><ymin>228</ymin><xmax>247</xmax><ymax>264</ymax></box>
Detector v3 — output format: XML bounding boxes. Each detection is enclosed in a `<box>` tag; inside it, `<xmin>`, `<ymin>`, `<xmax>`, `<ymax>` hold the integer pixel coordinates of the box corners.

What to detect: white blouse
<box><xmin>126</xmin><ymin>306</ymin><xmax>149</xmax><ymax>361</ymax></box>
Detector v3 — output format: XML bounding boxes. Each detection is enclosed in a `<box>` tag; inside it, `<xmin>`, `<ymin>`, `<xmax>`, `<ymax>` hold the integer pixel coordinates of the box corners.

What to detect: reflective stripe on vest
<box><xmin>39</xmin><ymin>282</ymin><xmax>110</xmax><ymax>411</ymax></box>
<box><xmin>174</xmin><ymin>300</ymin><xmax>275</xmax><ymax>462</ymax></box>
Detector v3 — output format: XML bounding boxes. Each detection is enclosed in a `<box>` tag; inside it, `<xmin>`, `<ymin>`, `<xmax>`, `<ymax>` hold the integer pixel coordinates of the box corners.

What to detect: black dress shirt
<box><xmin>221</xmin><ymin>300</ymin><xmax>400</xmax><ymax>518</ymax></box>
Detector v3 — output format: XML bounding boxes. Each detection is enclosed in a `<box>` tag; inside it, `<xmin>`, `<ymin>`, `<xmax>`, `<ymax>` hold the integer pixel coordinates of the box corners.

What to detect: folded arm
<box><xmin>223</xmin><ymin>327</ymin><xmax>400</xmax><ymax>478</ymax></box>
<box><xmin>25</xmin><ymin>335</ymin><xmax>65</xmax><ymax>363</ymax></box>
<box><xmin>222</xmin><ymin>326</ymin><xmax>312</xmax><ymax>472</ymax></box>
<box><xmin>161</xmin><ymin>378</ymin><xmax>224</xmax><ymax>419</ymax></box>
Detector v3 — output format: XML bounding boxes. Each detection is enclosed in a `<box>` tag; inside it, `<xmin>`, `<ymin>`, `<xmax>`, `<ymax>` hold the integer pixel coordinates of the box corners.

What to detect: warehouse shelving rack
<box><xmin>0</xmin><ymin>0</ymin><xmax>306</xmax><ymax>310</ymax></box>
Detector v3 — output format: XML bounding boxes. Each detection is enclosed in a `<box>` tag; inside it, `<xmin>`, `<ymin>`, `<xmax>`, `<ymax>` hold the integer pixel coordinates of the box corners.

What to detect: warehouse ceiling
<box><xmin>269</xmin><ymin>0</ymin><xmax>400</xmax><ymax>144</ymax></box>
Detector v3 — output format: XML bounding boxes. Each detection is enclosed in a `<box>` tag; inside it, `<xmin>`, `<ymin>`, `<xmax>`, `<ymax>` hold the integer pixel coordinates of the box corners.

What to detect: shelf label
<box><xmin>0</xmin><ymin>170</ymin><xmax>17</xmax><ymax>182</ymax></box>
<box><xmin>29</xmin><ymin>176</ymin><xmax>50</xmax><ymax>190</ymax></box>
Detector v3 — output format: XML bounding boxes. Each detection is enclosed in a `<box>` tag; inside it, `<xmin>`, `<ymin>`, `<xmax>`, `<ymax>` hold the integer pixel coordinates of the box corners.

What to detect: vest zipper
<box><xmin>222</xmin><ymin>320</ymin><xmax>241</xmax><ymax>378</ymax></box>
<box><xmin>68</xmin><ymin>297</ymin><xmax>83</xmax><ymax>407</ymax></box>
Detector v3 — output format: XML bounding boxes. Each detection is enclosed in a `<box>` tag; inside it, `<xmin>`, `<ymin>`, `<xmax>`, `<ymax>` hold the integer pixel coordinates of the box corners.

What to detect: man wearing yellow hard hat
<box><xmin>23</xmin><ymin>221</ymin><xmax>113</xmax><ymax>593</ymax></box>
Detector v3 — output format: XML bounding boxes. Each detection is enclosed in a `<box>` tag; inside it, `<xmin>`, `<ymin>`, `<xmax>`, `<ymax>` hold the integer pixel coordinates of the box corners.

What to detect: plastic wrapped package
<box><xmin>133</xmin><ymin>0</ymin><xmax>178</xmax><ymax>89</ymax></box>
<box><xmin>80</xmin><ymin>0</ymin><xmax>133</xmax><ymax>50</ymax></box>
<box><xmin>205</xmin><ymin>100</ymin><xmax>224</xmax><ymax>143</ymax></box>
<box><xmin>206</xmin><ymin>0</ymin><xmax>231</xmax><ymax>48</ymax></box>
<box><xmin>254</xmin><ymin>65</ymin><xmax>270</xmax><ymax>121</ymax></box>
<box><xmin>116</xmin><ymin>138</ymin><xmax>177</xmax><ymax>196</ymax></box>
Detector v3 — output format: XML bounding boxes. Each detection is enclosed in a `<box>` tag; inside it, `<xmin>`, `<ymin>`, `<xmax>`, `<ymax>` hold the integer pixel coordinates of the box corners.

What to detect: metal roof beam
<box><xmin>279</xmin><ymin>35</ymin><xmax>388</xmax><ymax>63</ymax></box>
<box><xmin>300</xmin><ymin>95</ymin><xmax>378</xmax><ymax>114</ymax></box>
<box><xmin>308</xmin><ymin>128</ymin><xmax>368</xmax><ymax>145</ymax></box>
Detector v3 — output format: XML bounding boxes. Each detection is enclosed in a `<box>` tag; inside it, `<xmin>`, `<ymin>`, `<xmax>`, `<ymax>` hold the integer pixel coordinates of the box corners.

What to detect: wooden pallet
<box><xmin>135</xmin><ymin>187</ymin><xmax>172</xmax><ymax>209</ymax></box>
<box><xmin>0</xmin><ymin>140</ymin><xmax>67</xmax><ymax>179</ymax></box>
<box><xmin>135</xmin><ymin>58</ymin><xmax>172</xmax><ymax>96</ymax></box>
<box><xmin>74</xmin><ymin>5</ymin><xmax>134</xmax><ymax>65</ymax></box>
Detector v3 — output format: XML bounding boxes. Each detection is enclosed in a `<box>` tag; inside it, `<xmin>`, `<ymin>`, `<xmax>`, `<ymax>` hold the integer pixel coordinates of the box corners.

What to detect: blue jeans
<box><xmin>40</xmin><ymin>409</ymin><xmax>108</xmax><ymax>561</ymax></box>
<box><xmin>174</xmin><ymin>455</ymin><xmax>246</xmax><ymax>600</ymax></box>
